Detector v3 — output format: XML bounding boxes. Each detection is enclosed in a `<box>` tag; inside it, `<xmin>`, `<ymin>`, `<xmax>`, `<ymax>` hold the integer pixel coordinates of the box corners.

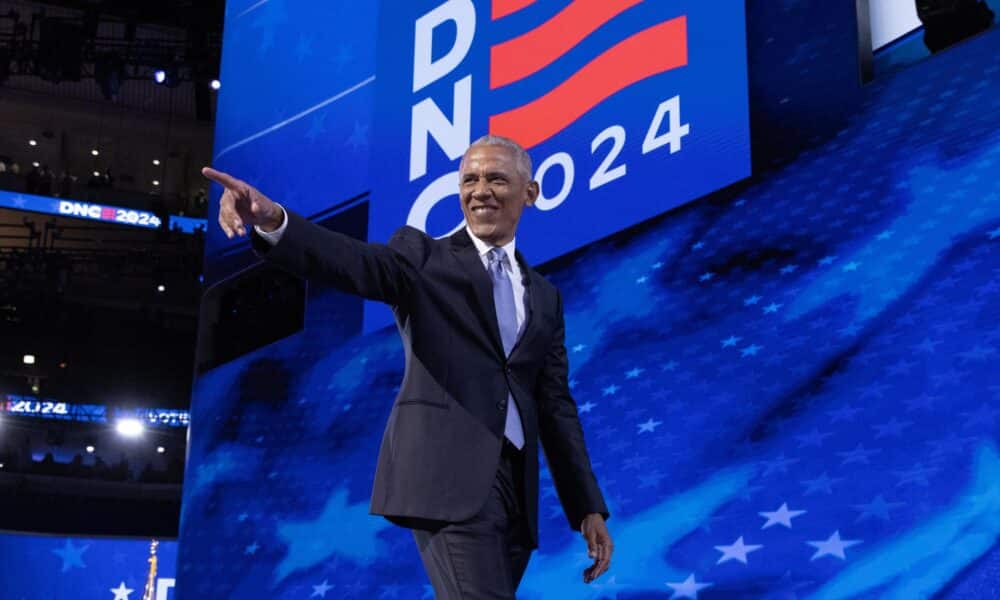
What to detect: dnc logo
<box><xmin>369</xmin><ymin>0</ymin><xmax>750</xmax><ymax>287</ymax></box>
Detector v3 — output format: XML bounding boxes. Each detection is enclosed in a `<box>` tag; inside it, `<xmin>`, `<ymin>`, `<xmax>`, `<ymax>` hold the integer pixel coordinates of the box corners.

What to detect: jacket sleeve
<box><xmin>250</xmin><ymin>207</ymin><xmax>427</xmax><ymax>306</ymax></box>
<box><xmin>535</xmin><ymin>289</ymin><xmax>610</xmax><ymax>531</ymax></box>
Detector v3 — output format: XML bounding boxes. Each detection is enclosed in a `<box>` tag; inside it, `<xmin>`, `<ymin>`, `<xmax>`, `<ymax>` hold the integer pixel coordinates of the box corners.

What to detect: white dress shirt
<box><xmin>464</xmin><ymin>226</ymin><xmax>526</xmax><ymax>331</ymax></box>
<box><xmin>254</xmin><ymin>204</ymin><xmax>289</xmax><ymax>245</ymax></box>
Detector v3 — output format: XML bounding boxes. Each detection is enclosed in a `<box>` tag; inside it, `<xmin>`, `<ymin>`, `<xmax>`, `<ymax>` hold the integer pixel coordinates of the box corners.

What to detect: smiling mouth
<box><xmin>471</xmin><ymin>206</ymin><xmax>499</xmax><ymax>215</ymax></box>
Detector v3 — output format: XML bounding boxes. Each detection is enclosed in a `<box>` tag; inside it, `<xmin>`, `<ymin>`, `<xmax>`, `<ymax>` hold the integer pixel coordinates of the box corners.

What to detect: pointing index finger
<box><xmin>202</xmin><ymin>166</ymin><xmax>242</xmax><ymax>191</ymax></box>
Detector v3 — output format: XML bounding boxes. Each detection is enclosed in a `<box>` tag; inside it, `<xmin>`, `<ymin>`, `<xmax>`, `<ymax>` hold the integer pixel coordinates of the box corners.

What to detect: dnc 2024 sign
<box><xmin>370</xmin><ymin>0</ymin><xmax>750</xmax><ymax>265</ymax></box>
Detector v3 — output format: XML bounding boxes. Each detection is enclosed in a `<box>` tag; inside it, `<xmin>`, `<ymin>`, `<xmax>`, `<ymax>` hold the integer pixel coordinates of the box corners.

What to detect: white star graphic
<box><xmin>759</xmin><ymin>502</ymin><xmax>807</xmax><ymax>529</ymax></box>
<box><xmin>312</xmin><ymin>580</ymin><xmax>334</xmax><ymax>597</ymax></box>
<box><xmin>578</xmin><ymin>401</ymin><xmax>596</xmax><ymax>413</ymax></box>
<box><xmin>110</xmin><ymin>582</ymin><xmax>133</xmax><ymax>600</ymax></box>
<box><xmin>714</xmin><ymin>536</ymin><xmax>763</xmax><ymax>564</ymax></box>
<box><xmin>637</xmin><ymin>418</ymin><xmax>662</xmax><ymax>433</ymax></box>
<box><xmin>807</xmin><ymin>530</ymin><xmax>862</xmax><ymax>560</ymax></box>
<box><xmin>666</xmin><ymin>573</ymin><xmax>713</xmax><ymax>598</ymax></box>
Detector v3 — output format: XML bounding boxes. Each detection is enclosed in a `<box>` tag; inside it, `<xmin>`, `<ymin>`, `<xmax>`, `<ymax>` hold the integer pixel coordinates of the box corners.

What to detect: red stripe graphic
<box><xmin>490</xmin><ymin>0</ymin><xmax>643</xmax><ymax>89</ymax></box>
<box><xmin>492</xmin><ymin>0</ymin><xmax>536</xmax><ymax>20</ymax></box>
<box><xmin>489</xmin><ymin>16</ymin><xmax>687</xmax><ymax>150</ymax></box>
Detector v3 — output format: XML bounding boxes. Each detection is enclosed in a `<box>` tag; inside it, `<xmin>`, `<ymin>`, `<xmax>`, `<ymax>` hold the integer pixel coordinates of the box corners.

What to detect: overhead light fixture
<box><xmin>115</xmin><ymin>418</ymin><xmax>144</xmax><ymax>438</ymax></box>
<box><xmin>22</xmin><ymin>354</ymin><xmax>35</xmax><ymax>365</ymax></box>
<box><xmin>32</xmin><ymin>161</ymin><xmax>40</xmax><ymax>168</ymax></box>
<box><xmin>152</xmin><ymin>180</ymin><xmax>160</xmax><ymax>186</ymax></box>
<box><xmin>29</xmin><ymin>139</ymin><xmax>37</xmax><ymax>146</ymax></box>
<box><xmin>86</xmin><ymin>445</ymin><xmax>95</xmax><ymax>453</ymax></box>
<box><xmin>91</xmin><ymin>149</ymin><xmax>99</xmax><ymax>156</ymax></box>
<box><xmin>153</xmin><ymin>69</ymin><xmax>166</xmax><ymax>84</ymax></box>
<box><xmin>210</xmin><ymin>79</ymin><xmax>221</xmax><ymax>90</ymax></box>
<box><xmin>156</xmin><ymin>446</ymin><xmax>166</xmax><ymax>454</ymax></box>
<box><xmin>152</xmin><ymin>159</ymin><xmax>160</xmax><ymax>166</ymax></box>
<box><xmin>157</xmin><ymin>284</ymin><xmax>165</xmax><ymax>292</ymax></box>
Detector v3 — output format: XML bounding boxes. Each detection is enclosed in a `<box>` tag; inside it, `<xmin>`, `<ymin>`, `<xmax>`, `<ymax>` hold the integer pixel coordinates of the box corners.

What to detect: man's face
<box><xmin>459</xmin><ymin>145</ymin><xmax>539</xmax><ymax>247</ymax></box>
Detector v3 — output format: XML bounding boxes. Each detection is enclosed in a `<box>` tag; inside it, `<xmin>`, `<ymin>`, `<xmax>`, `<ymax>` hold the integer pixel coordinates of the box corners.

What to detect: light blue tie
<box><xmin>488</xmin><ymin>248</ymin><xmax>525</xmax><ymax>449</ymax></box>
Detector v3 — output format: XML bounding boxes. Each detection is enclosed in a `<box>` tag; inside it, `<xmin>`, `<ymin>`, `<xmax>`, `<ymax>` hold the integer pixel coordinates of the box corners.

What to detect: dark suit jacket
<box><xmin>251</xmin><ymin>209</ymin><xmax>608</xmax><ymax>547</ymax></box>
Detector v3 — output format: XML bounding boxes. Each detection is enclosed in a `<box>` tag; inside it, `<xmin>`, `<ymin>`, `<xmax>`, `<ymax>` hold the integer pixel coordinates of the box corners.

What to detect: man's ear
<box><xmin>525</xmin><ymin>180</ymin><xmax>540</xmax><ymax>207</ymax></box>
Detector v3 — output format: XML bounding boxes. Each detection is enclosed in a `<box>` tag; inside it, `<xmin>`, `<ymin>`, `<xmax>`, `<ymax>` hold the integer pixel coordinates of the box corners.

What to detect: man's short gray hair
<box><xmin>461</xmin><ymin>134</ymin><xmax>534</xmax><ymax>181</ymax></box>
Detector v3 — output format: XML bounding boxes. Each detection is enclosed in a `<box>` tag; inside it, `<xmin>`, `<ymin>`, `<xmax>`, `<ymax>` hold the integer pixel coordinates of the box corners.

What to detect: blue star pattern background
<box><xmin>0</xmin><ymin>533</ymin><xmax>177</xmax><ymax>599</ymax></box>
<box><xmin>179</xmin><ymin>2</ymin><xmax>1000</xmax><ymax>599</ymax></box>
<box><xmin>203</xmin><ymin>0</ymin><xmax>376</xmax><ymax>283</ymax></box>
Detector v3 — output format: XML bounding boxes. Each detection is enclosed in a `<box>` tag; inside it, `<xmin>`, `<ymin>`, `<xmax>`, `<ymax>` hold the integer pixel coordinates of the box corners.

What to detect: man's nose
<box><xmin>471</xmin><ymin>179</ymin><xmax>491</xmax><ymax>197</ymax></box>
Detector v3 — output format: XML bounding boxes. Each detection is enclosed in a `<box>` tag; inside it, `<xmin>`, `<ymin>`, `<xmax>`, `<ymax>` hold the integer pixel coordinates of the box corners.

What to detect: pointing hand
<box><xmin>202</xmin><ymin>167</ymin><xmax>284</xmax><ymax>238</ymax></box>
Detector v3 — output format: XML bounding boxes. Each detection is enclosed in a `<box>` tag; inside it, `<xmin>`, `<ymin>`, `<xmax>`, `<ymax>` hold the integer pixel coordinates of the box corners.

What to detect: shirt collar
<box><xmin>466</xmin><ymin>226</ymin><xmax>516</xmax><ymax>263</ymax></box>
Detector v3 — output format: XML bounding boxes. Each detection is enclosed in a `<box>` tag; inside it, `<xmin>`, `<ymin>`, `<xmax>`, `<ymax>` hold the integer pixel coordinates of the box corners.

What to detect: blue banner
<box><xmin>367</xmin><ymin>0</ymin><xmax>750</xmax><ymax>329</ymax></box>
<box><xmin>0</xmin><ymin>533</ymin><xmax>177</xmax><ymax>599</ymax></box>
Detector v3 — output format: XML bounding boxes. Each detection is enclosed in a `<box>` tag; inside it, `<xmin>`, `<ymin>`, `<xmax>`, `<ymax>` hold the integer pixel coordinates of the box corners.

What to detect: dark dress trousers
<box><xmin>250</xmin><ymin>208</ymin><xmax>609</xmax><ymax>551</ymax></box>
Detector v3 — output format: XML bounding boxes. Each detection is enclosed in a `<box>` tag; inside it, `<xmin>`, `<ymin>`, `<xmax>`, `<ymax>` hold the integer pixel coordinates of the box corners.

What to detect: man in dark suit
<box><xmin>204</xmin><ymin>135</ymin><xmax>614</xmax><ymax>598</ymax></box>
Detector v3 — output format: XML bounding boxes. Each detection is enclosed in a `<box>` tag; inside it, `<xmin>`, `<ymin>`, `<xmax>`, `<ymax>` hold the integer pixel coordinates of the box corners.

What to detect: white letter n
<box><xmin>409</xmin><ymin>75</ymin><xmax>471</xmax><ymax>182</ymax></box>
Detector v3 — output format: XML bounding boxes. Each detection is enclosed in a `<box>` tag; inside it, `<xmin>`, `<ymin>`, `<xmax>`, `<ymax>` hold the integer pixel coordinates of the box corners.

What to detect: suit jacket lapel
<box><xmin>511</xmin><ymin>248</ymin><xmax>543</xmax><ymax>358</ymax></box>
<box><xmin>450</xmin><ymin>229</ymin><xmax>505</xmax><ymax>359</ymax></box>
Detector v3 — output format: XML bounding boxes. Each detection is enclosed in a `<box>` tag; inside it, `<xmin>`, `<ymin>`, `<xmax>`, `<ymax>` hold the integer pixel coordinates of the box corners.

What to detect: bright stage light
<box><xmin>28</xmin><ymin>139</ymin><xmax>37</xmax><ymax>146</ymax></box>
<box><xmin>91</xmin><ymin>149</ymin><xmax>99</xmax><ymax>156</ymax></box>
<box><xmin>152</xmin><ymin>159</ymin><xmax>160</xmax><ymax>166</ymax></box>
<box><xmin>157</xmin><ymin>446</ymin><xmax>166</xmax><ymax>454</ymax></box>
<box><xmin>210</xmin><ymin>79</ymin><xmax>221</xmax><ymax>90</ymax></box>
<box><xmin>22</xmin><ymin>354</ymin><xmax>35</xmax><ymax>365</ymax></box>
<box><xmin>116</xmin><ymin>419</ymin><xmax>144</xmax><ymax>438</ymax></box>
<box><xmin>86</xmin><ymin>445</ymin><xmax>95</xmax><ymax>453</ymax></box>
<box><xmin>154</xmin><ymin>69</ymin><xmax>167</xmax><ymax>84</ymax></box>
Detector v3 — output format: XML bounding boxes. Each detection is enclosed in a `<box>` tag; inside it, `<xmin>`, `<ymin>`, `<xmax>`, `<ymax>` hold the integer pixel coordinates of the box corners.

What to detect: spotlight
<box><xmin>22</xmin><ymin>354</ymin><xmax>35</xmax><ymax>365</ymax></box>
<box><xmin>31</xmin><ymin>384</ymin><xmax>40</xmax><ymax>394</ymax></box>
<box><xmin>86</xmin><ymin>445</ymin><xmax>95</xmax><ymax>453</ymax></box>
<box><xmin>29</xmin><ymin>139</ymin><xmax>37</xmax><ymax>146</ymax></box>
<box><xmin>152</xmin><ymin>159</ymin><xmax>160</xmax><ymax>166</ymax></box>
<box><xmin>210</xmin><ymin>79</ymin><xmax>221</xmax><ymax>90</ymax></box>
<box><xmin>91</xmin><ymin>149</ymin><xmax>99</xmax><ymax>156</ymax></box>
<box><xmin>156</xmin><ymin>446</ymin><xmax>166</xmax><ymax>454</ymax></box>
<box><xmin>157</xmin><ymin>284</ymin><xmax>165</xmax><ymax>292</ymax></box>
<box><xmin>152</xmin><ymin>180</ymin><xmax>160</xmax><ymax>186</ymax></box>
<box><xmin>32</xmin><ymin>161</ymin><xmax>40</xmax><ymax>168</ymax></box>
<box><xmin>153</xmin><ymin>64</ymin><xmax>180</xmax><ymax>87</ymax></box>
<box><xmin>92</xmin><ymin>171</ymin><xmax>100</xmax><ymax>177</ymax></box>
<box><xmin>116</xmin><ymin>418</ymin><xmax>144</xmax><ymax>438</ymax></box>
<box><xmin>0</xmin><ymin>463</ymin><xmax>4</xmax><ymax>469</ymax></box>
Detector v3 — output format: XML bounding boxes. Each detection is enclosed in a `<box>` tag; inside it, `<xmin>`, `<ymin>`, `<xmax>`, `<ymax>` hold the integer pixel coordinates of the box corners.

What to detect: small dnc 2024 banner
<box><xmin>369</xmin><ymin>0</ymin><xmax>751</xmax><ymax>263</ymax></box>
